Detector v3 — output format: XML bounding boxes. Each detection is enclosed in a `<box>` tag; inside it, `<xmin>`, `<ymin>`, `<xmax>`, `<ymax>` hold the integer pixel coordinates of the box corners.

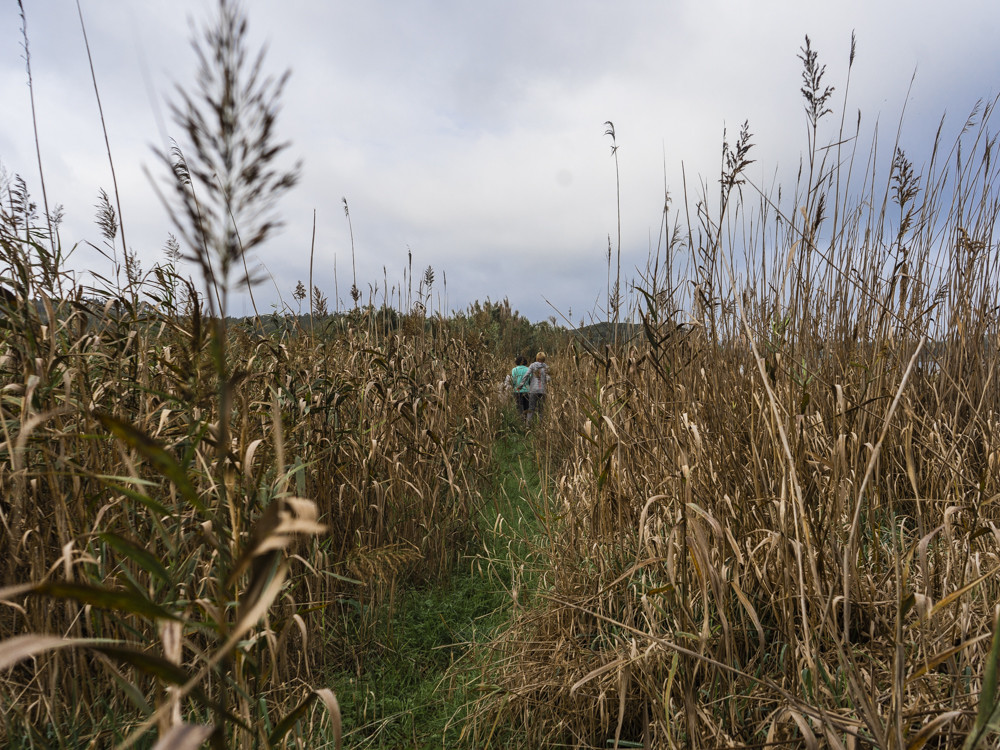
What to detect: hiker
<box><xmin>525</xmin><ymin>351</ymin><xmax>550</xmax><ymax>422</ymax></box>
<box><xmin>504</xmin><ymin>355</ymin><xmax>530</xmax><ymax>418</ymax></box>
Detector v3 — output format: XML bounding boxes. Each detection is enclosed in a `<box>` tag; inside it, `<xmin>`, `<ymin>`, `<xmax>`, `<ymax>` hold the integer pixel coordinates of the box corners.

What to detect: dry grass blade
<box><xmin>789</xmin><ymin>708</ymin><xmax>820</xmax><ymax>750</ymax></box>
<box><xmin>908</xmin><ymin>711</ymin><xmax>963</xmax><ymax>750</ymax></box>
<box><xmin>269</xmin><ymin>688</ymin><xmax>341</xmax><ymax>750</ymax></box>
<box><xmin>926</xmin><ymin>567</ymin><xmax>1000</xmax><ymax>621</ymax></box>
<box><xmin>226</xmin><ymin>496</ymin><xmax>326</xmax><ymax>587</ymax></box>
<box><xmin>0</xmin><ymin>635</ymin><xmax>103</xmax><ymax>672</ymax></box>
<box><xmin>150</xmin><ymin>724</ymin><xmax>214</xmax><ymax>750</ymax></box>
<box><xmin>570</xmin><ymin>656</ymin><xmax>630</xmax><ymax>697</ymax></box>
<box><xmin>907</xmin><ymin>632</ymin><xmax>992</xmax><ymax>683</ymax></box>
<box><xmin>314</xmin><ymin>689</ymin><xmax>342</xmax><ymax>750</ymax></box>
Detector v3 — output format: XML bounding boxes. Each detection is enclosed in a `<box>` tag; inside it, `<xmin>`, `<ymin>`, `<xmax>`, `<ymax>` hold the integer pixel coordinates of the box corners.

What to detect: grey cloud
<box><xmin>1</xmin><ymin>0</ymin><xmax>998</xmax><ymax>322</ymax></box>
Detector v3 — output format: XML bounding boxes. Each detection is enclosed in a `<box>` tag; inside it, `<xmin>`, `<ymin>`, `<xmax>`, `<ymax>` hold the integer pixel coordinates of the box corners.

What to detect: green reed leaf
<box><xmin>96</xmin><ymin>644</ymin><xmax>192</xmax><ymax>688</ymax></box>
<box><xmin>964</xmin><ymin>610</ymin><xmax>1000</xmax><ymax>749</ymax></box>
<box><xmin>34</xmin><ymin>582</ymin><xmax>181</xmax><ymax>622</ymax></box>
<box><xmin>269</xmin><ymin>688</ymin><xmax>341</xmax><ymax>749</ymax></box>
<box><xmin>267</xmin><ymin>690</ymin><xmax>318</xmax><ymax>745</ymax></box>
<box><xmin>99</xmin><ymin>532</ymin><xmax>172</xmax><ymax>586</ymax></box>
<box><xmin>99</xmin><ymin>479</ymin><xmax>172</xmax><ymax>518</ymax></box>
<box><xmin>95</xmin><ymin>412</ymin><xmax>205</xmax><ymax>512</ymax></box>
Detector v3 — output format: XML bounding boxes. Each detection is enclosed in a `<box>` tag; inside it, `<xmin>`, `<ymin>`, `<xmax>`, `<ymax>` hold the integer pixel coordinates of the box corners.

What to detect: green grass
<box><xmin>327</xmin><ymin>409</ymin><xmax>545</xmax><ymax>748</ymax></box>
<box><xmin>331</xmin><ymin>573</ymin><xmax>507</xmax><ymax>748</ymax></box>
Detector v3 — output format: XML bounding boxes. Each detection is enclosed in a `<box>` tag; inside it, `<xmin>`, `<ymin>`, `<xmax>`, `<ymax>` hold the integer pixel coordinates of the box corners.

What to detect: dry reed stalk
<box><xmin>0</xmin><ymin>2</ymin><xmax>501</xmax><ymax>745</ymax></box>
<box><xmin>471</xmin><ymin>41</ymin><xmax>1000</xmax><ymax>750</ymax></box>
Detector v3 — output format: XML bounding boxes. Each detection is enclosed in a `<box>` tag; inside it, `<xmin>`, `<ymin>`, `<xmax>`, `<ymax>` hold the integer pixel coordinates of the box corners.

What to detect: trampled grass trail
<box><xmin>327</xmin><ymin>410</ymin><xmax>547</xmax><ymax>749</ymax></box>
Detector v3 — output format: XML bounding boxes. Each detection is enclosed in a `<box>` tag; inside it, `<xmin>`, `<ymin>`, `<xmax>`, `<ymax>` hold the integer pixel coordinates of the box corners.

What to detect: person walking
<box><xmin>504</xmin><ymin>355</ymin><xmax>530</xmax><ymax>419</ymax></box>
<box><xmin>526</xmin><ymin>351</ymin><xmax>550</xmax><ymax>422</ymax></box>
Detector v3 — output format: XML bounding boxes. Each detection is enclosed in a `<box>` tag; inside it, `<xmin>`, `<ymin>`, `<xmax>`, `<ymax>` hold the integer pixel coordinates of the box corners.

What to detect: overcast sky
<box><xmin>1</xmin><ymin>1</ymin><xmax>997</xmax><ymax>323</ymax></box>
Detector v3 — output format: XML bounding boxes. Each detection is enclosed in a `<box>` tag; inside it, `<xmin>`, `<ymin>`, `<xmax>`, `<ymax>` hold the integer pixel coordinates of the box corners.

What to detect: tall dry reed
<box><xmin>0</xmin><ymin>2</ymin><xmax>506</xmax><ymax>746</ymax></box>
<box><xmin>471</xmin><ymin>39</ymin><xmax>1000</xmax><ymax>749</ymax></box>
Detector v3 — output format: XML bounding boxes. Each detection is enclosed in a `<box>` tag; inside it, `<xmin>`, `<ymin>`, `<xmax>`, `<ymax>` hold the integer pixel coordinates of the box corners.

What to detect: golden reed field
<box><xmin>3</xmin><ymin>3</ymin><xmax>1000</xmax><ymax>748</ymax></box>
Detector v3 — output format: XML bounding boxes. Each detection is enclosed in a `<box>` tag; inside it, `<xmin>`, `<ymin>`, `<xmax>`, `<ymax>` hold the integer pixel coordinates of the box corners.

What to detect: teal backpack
<box><xmin>511</xmin><ymin>365</ymin><xmax>529</xmax><ymax>392</ymax></box>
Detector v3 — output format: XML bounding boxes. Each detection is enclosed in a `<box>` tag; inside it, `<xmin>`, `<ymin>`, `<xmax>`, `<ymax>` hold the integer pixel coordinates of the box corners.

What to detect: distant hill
<box><xmin>571</xmin><ymin>321</ymin><xmax>642</xmax><ymax>348</ymax></box>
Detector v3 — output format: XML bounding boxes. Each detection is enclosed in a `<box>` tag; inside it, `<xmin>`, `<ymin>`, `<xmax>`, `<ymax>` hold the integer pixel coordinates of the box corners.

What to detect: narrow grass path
<box><xmin>329</xmin><ymin>413</ymin><xmax>544</xmax><ymax>748</ymax></box>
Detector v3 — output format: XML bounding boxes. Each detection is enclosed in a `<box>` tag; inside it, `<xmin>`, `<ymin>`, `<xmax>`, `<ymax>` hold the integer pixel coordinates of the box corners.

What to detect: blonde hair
<box><xmin>536</xmin><ymin>351</ymin><xmax>546</xmax><ymax>362</ymax></box>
